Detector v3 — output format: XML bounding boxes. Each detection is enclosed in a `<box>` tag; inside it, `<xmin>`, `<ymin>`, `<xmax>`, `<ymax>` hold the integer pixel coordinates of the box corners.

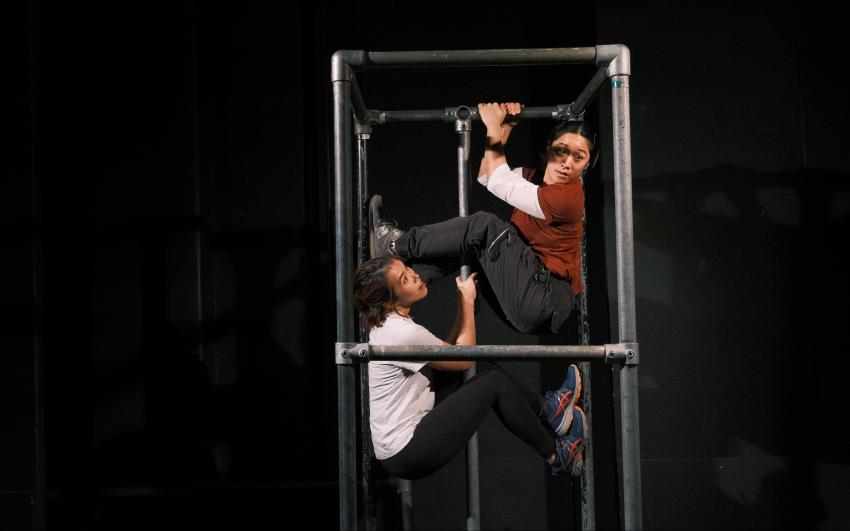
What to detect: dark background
<box><xmin>5</xmin><ymin>0</ymin><xmax>849</xmax><ymax>529</ymax></box>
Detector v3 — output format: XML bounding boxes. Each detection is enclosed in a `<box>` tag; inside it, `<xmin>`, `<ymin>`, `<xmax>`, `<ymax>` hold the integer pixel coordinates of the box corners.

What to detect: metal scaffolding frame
<box><xmin>332</xmin><ymin>46</ymin><xmax>640</xmax><ymax>531</ymax></box>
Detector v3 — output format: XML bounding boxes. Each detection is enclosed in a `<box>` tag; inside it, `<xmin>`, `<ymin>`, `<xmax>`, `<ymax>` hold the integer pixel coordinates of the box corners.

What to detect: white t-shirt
<box><xmin>368</xmin><ymin>312</ymin><xmax>443</xmax><ymax>460</ymax></box>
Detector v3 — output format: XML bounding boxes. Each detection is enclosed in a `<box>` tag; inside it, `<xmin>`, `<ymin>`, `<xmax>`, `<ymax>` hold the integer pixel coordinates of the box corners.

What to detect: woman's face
<box><xmin>543</xmin><ymin>132</ymin><xmax>592</xmax><ymax>185</ymax></box>
<box><xmin>386</xmin><ymin>258</ymin><xmax>428</xmax><ymax>309</ymax></box>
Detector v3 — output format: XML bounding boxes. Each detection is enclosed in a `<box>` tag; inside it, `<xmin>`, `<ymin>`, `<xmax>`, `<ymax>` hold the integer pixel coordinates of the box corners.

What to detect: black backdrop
<box><xmin>5</xmin><ymin>0</ymin><xmax>850</xmax><ymax>529</ymax></box>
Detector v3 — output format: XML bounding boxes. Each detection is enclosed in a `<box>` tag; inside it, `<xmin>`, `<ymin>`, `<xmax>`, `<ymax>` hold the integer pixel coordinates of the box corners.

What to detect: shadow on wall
<box><xmin>627</xmin><ymin>165</ymin><xmax>849</xmax><ymax>529</ymax></box>
<box><xmin>74</xmin><ymin>220</ymin><xmax>335</xmax><ymax>530</ymax></box>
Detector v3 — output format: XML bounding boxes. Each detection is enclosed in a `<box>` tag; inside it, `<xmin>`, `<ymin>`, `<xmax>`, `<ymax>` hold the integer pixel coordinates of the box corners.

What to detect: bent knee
<box><xmin>469</xmin><ymin>211</ymin><xmax>510</xmax><ymax>239</ymax></box>
<box><xmin>470</xmin><ymin>211</ymin><xmax>502</xmax><ymax>225</ymax></box>
<box><xmin>476</xmin><ymin>368</ymin><xmax>511</xmax><ymax>389</ymax></box>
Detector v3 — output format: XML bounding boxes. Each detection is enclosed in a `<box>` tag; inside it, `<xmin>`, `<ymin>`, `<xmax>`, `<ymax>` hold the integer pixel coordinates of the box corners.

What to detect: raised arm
<box><xmin>475</xmin><ymin>101</ymin><xmax>546</xmax><ymax>219</ymax></box>
<box><xmin>431</xmin><ymin>272</ymin><xmax>478</xmax><ymax>371</ymax></box>
<box><xmin>477</xmin><ymin>102</ymin><xmax>522</xmax><ymax>180</ymax></box>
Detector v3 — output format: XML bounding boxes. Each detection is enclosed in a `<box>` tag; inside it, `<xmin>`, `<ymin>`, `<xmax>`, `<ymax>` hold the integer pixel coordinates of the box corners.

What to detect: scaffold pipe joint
<box><xmin>605</xmin><ymin>342</ymin><xmax>639</xmax><ymax>366</ymax></box>
<box><xmin>335</xmin><ymin>342</ymin><xmax>368</xmax><ymax>365</ymax></box>
<box><xmin>596</xmin><ymin>44</ymin><xmax>631</xmax><ymax>77</ymax></box>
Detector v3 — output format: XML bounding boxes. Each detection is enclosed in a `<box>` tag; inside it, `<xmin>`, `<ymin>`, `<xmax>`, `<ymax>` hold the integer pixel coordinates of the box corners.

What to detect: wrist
<box><xmin>484</xmin><ymin>137</ymin><xmax>504</xmax><ymax>153</ymax></box>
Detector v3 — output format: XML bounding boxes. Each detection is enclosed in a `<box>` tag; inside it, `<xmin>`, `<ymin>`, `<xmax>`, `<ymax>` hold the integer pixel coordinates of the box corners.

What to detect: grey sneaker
<box><xmin>369</xmin><ymin>194</ymin><xmax>403</xmax><ymax>259</ymax></box>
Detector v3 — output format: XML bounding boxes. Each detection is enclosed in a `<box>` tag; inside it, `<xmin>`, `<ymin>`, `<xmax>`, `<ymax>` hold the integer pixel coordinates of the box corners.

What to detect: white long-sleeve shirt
<box><xmin>477</xmin><ymin>163</ymin><xmax>546</xmax><ymax>219</ymax></box>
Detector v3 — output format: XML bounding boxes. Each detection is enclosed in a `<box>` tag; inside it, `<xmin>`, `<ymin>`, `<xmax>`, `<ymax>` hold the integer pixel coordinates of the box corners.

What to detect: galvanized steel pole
<box><xmin>578</xmin><ymin>191</ymin><xmax>597</xmax><ymax>531</ymax></box>
<box><xmin>455</xmin><ymin>108</ymin><xmax>480</xmax><ymax>531</ymax></box>
<box><xmin>600</xmin><ymin>44</ymin><xmax>643</xmax><ymax>531</ymax></box>
<box><xmin>371</xmin><ymin>105</ymin><xmax>568</xmax><ymax>124</ymax></box>
<box><xmin>364</xmin><ymin>48</ymin><xmax>597</xmax><ymax>67</ymax></box>
<box><xmin>570</xmin><ymin>66</ymin><xmax>609</xmax><ymax>119</ymax></box>
<box><xmin>355</xmin><ymin>126</ymin><xmax>379</xmax><ymax>531</ymax></box>
<box><xmin>362</xmin><ymin>344</ymin><xmax>611</xmax><ymax>361</ymax></box>
<box><xmin>456</xmin><ymin>108</ymin><xmax>473</xmax><ymax>277</ymax></box>
<box><xmin>333</xmin><ymin>52</ymin><xmax>358</xmax><ymax>531</ymax></box>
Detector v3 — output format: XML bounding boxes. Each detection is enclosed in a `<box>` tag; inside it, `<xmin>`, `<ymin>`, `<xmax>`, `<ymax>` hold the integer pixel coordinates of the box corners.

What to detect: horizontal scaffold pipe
<box><xmin>336</xmin><ymin>342</ymin><xmax>638</xmax><ymax>365</ymax></box>
<box><xmin>370</xmin><ymin>105</ymin><xmax>573</xmax><ymax>124</ymax></box>
<box><xmin>369</xmin><ymin>344</ymin><xmax>606</xmax><ymax>361</ymax></box>
<box><xmin>363</xmin><ymin>48</ymin><xmax>597</xmax><ymax>67</ymax></box>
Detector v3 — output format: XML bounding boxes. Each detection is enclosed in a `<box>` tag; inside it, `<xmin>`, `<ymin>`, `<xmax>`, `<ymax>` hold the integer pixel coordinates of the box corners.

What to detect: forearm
<box><xmin>477</xmin><ymin>154</ymin><xmax>490</xmax><ymax>182</ymax></box>
<box><xmin>483</xmin><ymin>128</ymin><xmax>508</xmax><ymax>175</ymax></box>
<box><xmin>452</xmin><ymin>296</ymin><xmax>476</xmax><ymax>346</ymax></box>
<box><xmin>431</xmin><ymin>277</ymin><xmax>478</xmax><ymax>372</ymax></box>
<box><xmin>445</xmin><ymin>303</ymin><xmax>463</xmax><ymax>344</ymax></box>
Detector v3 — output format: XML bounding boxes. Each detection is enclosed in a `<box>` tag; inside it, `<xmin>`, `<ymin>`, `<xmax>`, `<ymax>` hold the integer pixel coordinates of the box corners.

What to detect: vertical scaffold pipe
<box><xmin>456</xmin><ymin>110</ymin><xmax>472</xmax><ymax>278</ymax></box>
<box><xmin>398</xmin><ymin>478</ymin><xmax>414</xmax><ymax>530</ymax></box>
<box><xmin>578</xmin><ymin>202</ymin><xmax>596</xmax><ymax>531</ymax></box>
<box><xmin>455</xmin><ymin>110</ymin><xmax>480</xmax><ymax>531</ymax></box>
<box><xmin>356</xmin><ymin>130</ymin><xmax>370</xmax><ymax>268</ymax></box>
<box><xmin>333</xmin><ymin>58</ymin><xmax>358</xmax><ymax>531</ymax></box>
<box><xmin>356</xmin><ymin>128</ymin><xmax>378</xmax><ymax>531</ymax></box>
<box><xmin>610</xmin><ymin>72</ymin><xmax>643</xmax><ymax>530</ymax></box>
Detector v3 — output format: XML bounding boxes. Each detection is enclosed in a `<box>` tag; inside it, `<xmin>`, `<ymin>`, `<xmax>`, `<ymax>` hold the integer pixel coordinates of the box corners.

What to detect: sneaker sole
<box><xmin>553</xmin><ymin>367</ymin><xmax>582</xmax><ymax>437</ymax></box>
<box><xmin>570</xmin><ymin>407</ymin><xmax>590</xmax><ymax>477</ymax></box>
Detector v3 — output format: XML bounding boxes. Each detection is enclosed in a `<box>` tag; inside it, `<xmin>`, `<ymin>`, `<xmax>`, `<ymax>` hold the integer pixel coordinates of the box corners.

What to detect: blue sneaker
<box><xmin>542</xmin><ymin>364</ymin><xmax>582</xmax><ymax>436</ymax></box>
<box><xmin>551</xmin><ymin>407</ymin><xmax>589</xmax><ymax>477</ymax></box>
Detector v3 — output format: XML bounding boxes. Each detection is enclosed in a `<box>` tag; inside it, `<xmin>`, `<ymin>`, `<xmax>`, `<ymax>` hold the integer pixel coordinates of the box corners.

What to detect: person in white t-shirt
<box><xmin>353</xmin><ymin>256</ymin><xmax>589</xmax><ymax>479</ymax></box>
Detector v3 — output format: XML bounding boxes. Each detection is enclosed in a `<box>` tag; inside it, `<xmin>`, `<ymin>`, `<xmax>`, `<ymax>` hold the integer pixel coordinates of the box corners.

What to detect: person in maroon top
<box><xmin>370</xmin><ymin>102</ymin><xmax>596</xmax><ymax>335</ymax></box>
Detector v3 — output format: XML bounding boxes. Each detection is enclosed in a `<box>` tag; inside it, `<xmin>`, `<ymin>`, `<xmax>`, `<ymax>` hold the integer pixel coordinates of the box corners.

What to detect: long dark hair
<box><xmin>353</xmin><ymin>257</ymin><xmax>397</xmax><ymax>330</ymax></box>
<box><xmin>543</xmin><ymin>120</ymin><xmax>598</xmax><ymax>170</ymax></box>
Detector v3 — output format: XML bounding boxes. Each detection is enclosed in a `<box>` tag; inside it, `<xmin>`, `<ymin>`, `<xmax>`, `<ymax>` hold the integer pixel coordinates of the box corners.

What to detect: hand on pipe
<box><xmin>455</xmin><ymin>272</ymin><xmax>478</xmax><ymax>306</ymax></box>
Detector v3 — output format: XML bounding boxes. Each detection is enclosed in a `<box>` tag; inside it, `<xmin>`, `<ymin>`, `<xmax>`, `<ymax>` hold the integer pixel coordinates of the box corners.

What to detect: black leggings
<box><xmin>396</xmin><ymin>211</ymin><xmax>574</xmax><ymax>334</ymax></box>
<box><xmin>379</xmin><ymin>362</ymin><xmax>556</xmax><ymax>480</ymax></box>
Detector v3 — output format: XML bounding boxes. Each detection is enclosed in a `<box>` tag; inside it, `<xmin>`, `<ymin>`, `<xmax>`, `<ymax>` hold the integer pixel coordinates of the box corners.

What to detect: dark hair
<box><xmin>543</xmin><ymin>120</ymin><xmax>598</xmax><ymax>170</ymax></box>
<box><xmin>353</xmin><ymin>257</ymin><xmax>397</xmax><ymax>330</ymax></box>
